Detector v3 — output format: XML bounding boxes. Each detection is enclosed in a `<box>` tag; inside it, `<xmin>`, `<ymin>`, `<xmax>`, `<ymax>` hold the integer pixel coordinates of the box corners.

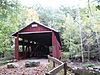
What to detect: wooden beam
<box><xmin>47</xmin><ymin>63</ymin><xmax>64</xmax><ymax>75</ymax></box>
<box><xmin>64</xmin><ymin>63</ymin><xmax>67</xmax><ymax>75</ymax></box>
<box><xmin>53</xmin><ymin>61</ymin><xmax>55</xmax><ymax>68</ymax></box>
<box><xmin>15</xmin><ymin>34</ymin><xmax>19</xmax><ymax>60</ymax></box>
<box><xmin>48</xmin><ymin>55</ymin><xmax>63</xmax><ymax>65</ymax></box>
<box><xmin>22</xmin><ymin>39</ymin><xmax>25</xmax><ymax>59</ymax></box>
<box><xmin>46</xmin><ymin>56</ymin><xmax>74</xmax><ymax>75</ymax></box>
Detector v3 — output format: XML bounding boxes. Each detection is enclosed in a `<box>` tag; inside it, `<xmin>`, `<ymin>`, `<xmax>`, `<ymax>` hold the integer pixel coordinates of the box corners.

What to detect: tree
<box><xmin>0</xmin><ymin>0</ymin><xmax>28</xmax><ymax>58</ymax></box>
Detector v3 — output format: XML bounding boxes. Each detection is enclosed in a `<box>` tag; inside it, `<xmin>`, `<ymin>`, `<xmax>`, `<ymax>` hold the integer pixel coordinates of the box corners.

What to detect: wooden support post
<box><xmin>15</xmin><ymin>34</ymin><xmax>19</xmax><ymax>60</ymax></box>
<box><xmin>45</xmin><ymin>56</ymin><xmax>68</xmax><ymax>75</ymax></box>
<box><xmin>48</xmin><ymin>55</ymin><xmax>50</xmax><ymax>62</ymax></box>
<box><xmin>64</xmin><ymin>63</ymin><xmax>67</xmax><ymax>75</ymax></box>
<box><xmin>53</xmin><ymin>61</ymin><xmax>55</xmax><ymax>68</ymax></box>
<box><xmin>22</xmin><ymin>39</ymin><xmax>25</xmax><ymax>59</ymax></box>
<box><xmin>24</xmin><ymin>46</ymin><xmax>27</xmax><ymax>58</ymax></box>
<box><xmin>22</xmin><ymin>39</ymin><xmax>24</xmax><ymax>51</ymax></box>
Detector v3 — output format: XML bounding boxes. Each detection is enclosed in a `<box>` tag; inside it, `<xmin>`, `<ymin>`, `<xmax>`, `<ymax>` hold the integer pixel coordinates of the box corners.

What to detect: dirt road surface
<box><xmin>0</xmin><ymin>59</ymin><xmax>48</xmax><ymax>75</ymax></box>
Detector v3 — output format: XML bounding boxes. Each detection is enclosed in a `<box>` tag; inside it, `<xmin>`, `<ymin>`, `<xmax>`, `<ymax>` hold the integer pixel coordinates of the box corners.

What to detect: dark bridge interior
<box><xmin>18</xmin><ymin>31</ymin><xmax>52</xmax><ymax>58</ymax></box>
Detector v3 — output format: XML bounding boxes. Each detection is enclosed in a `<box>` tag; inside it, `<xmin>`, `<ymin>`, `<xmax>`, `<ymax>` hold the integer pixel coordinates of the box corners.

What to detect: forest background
<box><xmin>0</xmin><ymin>0</ymin><xmax>100</xmax><ymax>62</ymax></box>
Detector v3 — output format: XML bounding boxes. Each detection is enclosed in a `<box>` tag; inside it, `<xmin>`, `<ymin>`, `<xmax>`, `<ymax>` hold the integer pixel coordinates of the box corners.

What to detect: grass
<box><xmin>0</xmin><ymin>60</ymin><xmax>9</xmax><ymax>66</ymax></box>
<box><xmin>82</xmin><ymin>63</ymin><xmax>95</xmax><ymax>67</ymax></box>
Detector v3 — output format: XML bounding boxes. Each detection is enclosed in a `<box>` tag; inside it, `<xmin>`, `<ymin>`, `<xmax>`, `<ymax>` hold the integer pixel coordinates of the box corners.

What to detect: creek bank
<box><xmin>67</xmin><ymin>62</ymin><xmax>100</xmax><ymax>75</ymax></box>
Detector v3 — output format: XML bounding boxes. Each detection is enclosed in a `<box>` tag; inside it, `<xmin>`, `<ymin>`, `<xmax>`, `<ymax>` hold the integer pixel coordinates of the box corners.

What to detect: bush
<box><xmin>61</xmin><ymin>52</ymin><xmax>70</xmax><ymax>62</ymax></box>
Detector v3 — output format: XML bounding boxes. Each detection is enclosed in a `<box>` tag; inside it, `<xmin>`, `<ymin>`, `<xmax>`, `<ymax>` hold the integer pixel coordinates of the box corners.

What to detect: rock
<box><xmin>7</xmin><ymin>63</ymin><xmax>19</xmax><ymax>68</ymax></box>
<box><xmin>25</xmin><ymin>61</ymin><xmax>40</xmax><ymax>67</ymax></box>
<box><xmin>9</xmin><ymin>59</ymin><xmax>18</xmax><ymax>63</ymax></box>
<box><xmin>73</xmin><ymin>66</ymin><xmax>78</xmax><ymax>70</ymax></box>
<box><xmin>87</xmin><ymin>67</ymin><xmax>94</xmax><ymax>71</ymax></box>
<box><xmin>93</xmin><ymin>66</ymin><xmax>100</xmax><ymax>69</ymax></box>
<box><xmin>12</xmin><ymin>59</ymin><xmax>18</xmax><ymax>62</ymax></box>
<box><xmin>93</xmin><ymin>66</ymin><xmax>100</xmax><ymax>72</ymax></box>
<box><xmin>25</xmin><ymin>61</ymin><xmax>31</xmax><ymax>67</ymax></box>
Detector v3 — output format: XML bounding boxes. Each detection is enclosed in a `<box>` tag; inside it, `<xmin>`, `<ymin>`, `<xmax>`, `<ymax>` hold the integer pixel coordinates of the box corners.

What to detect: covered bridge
<box><xmin>12</xmin><ymin>21</ymin><xmax>61</xmax><ymax>60</ymax></box>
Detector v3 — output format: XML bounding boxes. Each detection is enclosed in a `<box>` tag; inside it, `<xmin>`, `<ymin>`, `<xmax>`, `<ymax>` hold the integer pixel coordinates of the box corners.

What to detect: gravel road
<box><xmin>0</xmin><ymin>59</ymin><xmax>48</xmax><ymax>75</ymax></box>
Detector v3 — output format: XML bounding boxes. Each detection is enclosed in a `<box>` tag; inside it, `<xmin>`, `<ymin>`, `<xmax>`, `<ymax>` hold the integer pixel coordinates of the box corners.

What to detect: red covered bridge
<box><xmin>12</xmin><ymin>21</ymin><xmax>61</xmax><ymax>60</ymax></box>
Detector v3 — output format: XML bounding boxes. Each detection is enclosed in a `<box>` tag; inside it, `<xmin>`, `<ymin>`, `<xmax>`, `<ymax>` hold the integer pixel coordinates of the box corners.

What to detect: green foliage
<box><xmin>0</xmin><ymin>0</ymin><xmax>100</xmax><ymax>62</ymax></box>
<box><xmin>0</xmin><ymin>0</ymin><xmax>27</xmax><ymax>58</ymax></box>
<box><xmin>32</xmin><ymin>0</ymin><xmax>100</xmax><ymax>61</ymax></box>
<box><xmin>61</xmin><ymin>52</ymin><xmax>70</xmax><ymax>61</ymax></box>
<box><xmin>96</xmin><ymin>5</ymin><xmax>100</xmax><ymax>10</ymax></box>
<box><xmin>82</xmin><ymin>63</ymin><xmax>95</xmax><ymax>67</ymax></box>
<box><xmin>0</xmin><ymin>60</ymin><xmax>9</xmax><ymax>66</ymax></box>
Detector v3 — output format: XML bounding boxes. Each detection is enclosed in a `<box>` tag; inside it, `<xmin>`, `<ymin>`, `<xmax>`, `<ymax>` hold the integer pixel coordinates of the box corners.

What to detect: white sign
<box><xmin>32</xmin><ymin>24</ymin><xmax>38</xmax><ymax>27</ymax></box>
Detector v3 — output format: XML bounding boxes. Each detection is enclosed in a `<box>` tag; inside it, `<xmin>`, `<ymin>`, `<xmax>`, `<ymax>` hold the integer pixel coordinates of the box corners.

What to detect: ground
<box><xmin>0</xmin><ymin>59</ymin><xmax>48</xmax><ymax>75</ymax></box>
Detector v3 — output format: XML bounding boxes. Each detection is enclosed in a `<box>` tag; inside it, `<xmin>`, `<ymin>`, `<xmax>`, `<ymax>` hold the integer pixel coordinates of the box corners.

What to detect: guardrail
<box><xmin>45</xmin><ymin>55</ymin><xmax>67</xmax><ymax>75</ymax></box>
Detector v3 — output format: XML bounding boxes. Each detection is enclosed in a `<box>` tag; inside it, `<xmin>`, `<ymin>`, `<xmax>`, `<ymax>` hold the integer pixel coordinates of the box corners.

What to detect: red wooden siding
<box><xmin>52</xmin><ymin>32</ymin><xmax>61</xmax><ymax>59</ymax></box>
<box><xmin>13</xmin><ymin>22</ymin><xmax>61</xmax><ymax>60</ymax></box>
<box><xmin>19</xmin><ymin>24</ymin><xmax>50</xmax><ymax>33</ymax></box>
<box><xmin>15</xmin><ymin>34</ymin><xmax>19</xmax><ymax>60</ymax></box>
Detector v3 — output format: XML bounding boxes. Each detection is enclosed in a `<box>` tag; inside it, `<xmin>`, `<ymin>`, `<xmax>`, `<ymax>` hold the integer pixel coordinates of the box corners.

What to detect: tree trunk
<box><xmin>95</xmin><ymin>32</ymin><xmax>100</xmax><ymax>61</ymax></box>
<box><xmin>88</xmin><ymin>45</ymin><xmax>90</xmax><ymax>62</ymax></box>
<box><xmin>79</xmin><ymin>24</ymin><xmax>84</xmax><ymax>62</ymax></box>
<box><xmin>78</xmin><ymin>9</ymin><xmax>84</xmax><ymax>63</ymax></box>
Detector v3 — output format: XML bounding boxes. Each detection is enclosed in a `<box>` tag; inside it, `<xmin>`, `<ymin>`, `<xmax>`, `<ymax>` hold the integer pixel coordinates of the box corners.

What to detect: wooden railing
<box><xmin>45</xmin><ymin>55</ymin><xmax>67</xmax><ymax>75</ymax></box>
